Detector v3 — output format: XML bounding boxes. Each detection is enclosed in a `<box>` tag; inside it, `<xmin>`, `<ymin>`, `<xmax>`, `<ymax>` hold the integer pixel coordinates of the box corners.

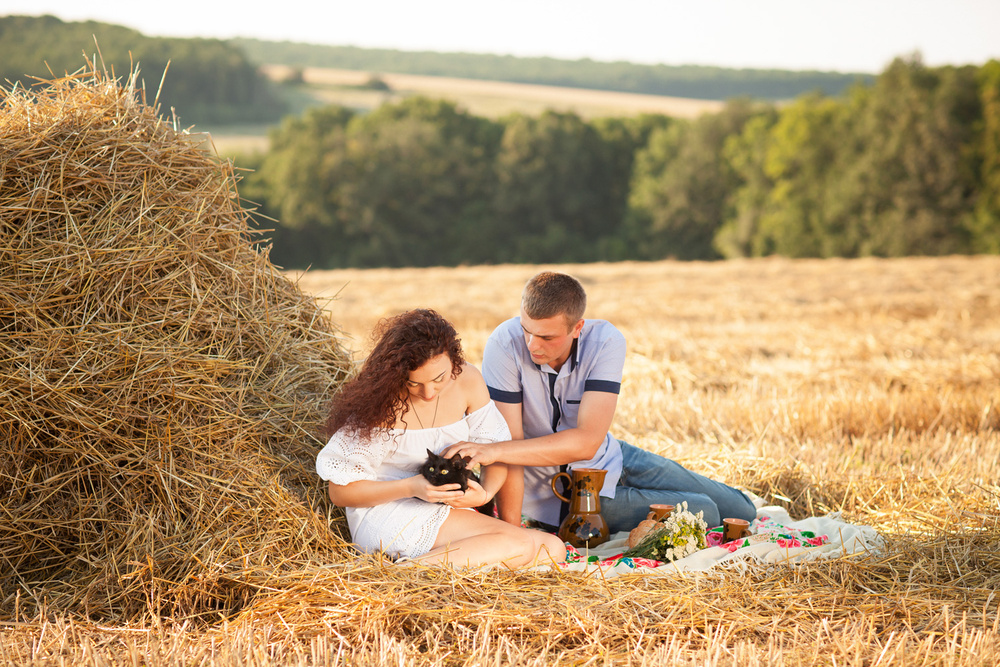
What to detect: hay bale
<box><xmin>0</xmin><ymin>67</ymin><xmax>355</xmax><ymax>622</ymax></box>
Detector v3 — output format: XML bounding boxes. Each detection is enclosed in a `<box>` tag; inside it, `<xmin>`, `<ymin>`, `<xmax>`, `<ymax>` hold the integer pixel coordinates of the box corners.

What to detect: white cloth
<box><xmin>552</xmin><ymin>496</ymin><xmax>886</xmax><ymax>577</ymax></box>
<box><xmin>316</xmin><ymin>401</ymin><xmax>511</xmax><ymax>558</ymax></box>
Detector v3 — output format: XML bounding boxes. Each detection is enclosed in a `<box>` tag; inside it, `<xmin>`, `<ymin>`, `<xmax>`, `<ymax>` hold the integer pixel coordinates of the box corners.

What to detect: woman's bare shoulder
<box><xmin>457</xmin><ymin>362</ymin><xmax>490</xmax><ymax>409</ymax></box>
<box><xmin>458</xmin><ymin>361</ymin><xmax>485</xmax><ymax>382</ymax></box>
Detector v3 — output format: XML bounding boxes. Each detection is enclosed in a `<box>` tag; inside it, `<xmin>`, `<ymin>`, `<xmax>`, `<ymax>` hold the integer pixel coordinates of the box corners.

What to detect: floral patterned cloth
<box><xmin>560</xmin><ymin>512</ymin><xmax>830</xmax><ymax>570</ymax></box>
<box><xmin>705</xmin><ymin>513</ymin><xmax>828</xmax><ymax>552</ymax></box>
<box><xmin>563</xmin><ymin>545</ymin><xmax>661</xmax><ymax>569</ymax></box>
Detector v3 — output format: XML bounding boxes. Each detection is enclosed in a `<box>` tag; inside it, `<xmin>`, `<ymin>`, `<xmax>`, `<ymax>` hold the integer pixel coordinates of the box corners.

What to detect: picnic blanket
<box><xmin>552</xmin><ymin>502</ymin><xmax>884</xmax><ymax>577</ymax></box>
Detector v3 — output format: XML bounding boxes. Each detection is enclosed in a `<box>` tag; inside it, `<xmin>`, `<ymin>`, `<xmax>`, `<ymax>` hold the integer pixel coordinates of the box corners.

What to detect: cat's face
<box><xmin>420</xmin><ymin>449</ymin><xmax>471</xmax><ymax>491</ymax></box>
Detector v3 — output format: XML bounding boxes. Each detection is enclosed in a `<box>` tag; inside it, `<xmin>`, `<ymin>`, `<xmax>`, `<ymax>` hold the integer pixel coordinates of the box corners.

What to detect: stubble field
<box><xmin>6</xmin><ymin>256</ymin><xmax>1000</xmax><ymax>665</ymax></box>
<box><xmin>208</xmin><ymin>66</ymin><xmax>726</xmax><ymax>155</ymax></box>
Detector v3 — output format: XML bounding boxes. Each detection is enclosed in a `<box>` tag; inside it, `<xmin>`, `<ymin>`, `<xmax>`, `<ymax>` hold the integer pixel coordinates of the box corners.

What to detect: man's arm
<box><xmin>444</xmin><ymin>391</ymin><xmax>618</xmax><ymax>467</ymax></box>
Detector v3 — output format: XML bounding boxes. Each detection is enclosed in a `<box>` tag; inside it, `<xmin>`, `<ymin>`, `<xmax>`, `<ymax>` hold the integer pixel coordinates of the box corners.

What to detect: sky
<box><xmin>3</xmin><ymin>0</ymin><xmax>999</xmax><ymax>74</ymax></box>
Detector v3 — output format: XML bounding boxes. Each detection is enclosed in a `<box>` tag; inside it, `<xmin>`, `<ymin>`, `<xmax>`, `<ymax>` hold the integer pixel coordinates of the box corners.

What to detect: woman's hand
<box><xmin>447</xmin><ymin>478</ymin><xmax>490</xmax><ymax>509</ymax></box>
<box><xmin>409</xmin><ymin>475</ymin><xmax>465</xmax><ymax>504</ymax></box>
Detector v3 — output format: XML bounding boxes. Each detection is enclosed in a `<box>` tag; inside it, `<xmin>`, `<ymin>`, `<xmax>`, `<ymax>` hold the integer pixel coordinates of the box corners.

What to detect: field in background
<box><xmin>280</xmin><ymin>65</ymin><xmax>727</xmax><ymax>119</ymax></box>
<box><xmin>291</xmin><ymin>256</ymin><xmax>999</xmax><ymax>473</ymax></box>
<box><xmin>8</xmin><ymin>256</ymin><xmax>1000</xmax><ymax>665</ymax></box>
<box><xmin>208</xmin><ymin>65</ymin><xmax>725</xmax><ymax>155</ymax></box>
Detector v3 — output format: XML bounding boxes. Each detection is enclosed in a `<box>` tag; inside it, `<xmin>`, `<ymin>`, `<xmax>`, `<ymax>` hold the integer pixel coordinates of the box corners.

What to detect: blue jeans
<box><xmin>599</xmin><ymin>442</ymin><xmax>756</xmax><ymax>533</ymax></box>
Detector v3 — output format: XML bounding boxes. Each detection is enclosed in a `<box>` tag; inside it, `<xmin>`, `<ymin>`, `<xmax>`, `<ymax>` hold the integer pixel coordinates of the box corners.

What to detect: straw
<box><xmin>0</xmin><ymin>65</ymin><xmax>354</xmax><ymax>622</ymax></box>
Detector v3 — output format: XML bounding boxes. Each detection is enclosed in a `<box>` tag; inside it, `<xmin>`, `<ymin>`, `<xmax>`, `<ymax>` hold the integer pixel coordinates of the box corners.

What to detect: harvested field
<box><xmin>209</xmin><ymin>66</ymin><xmax>727</xmax><ymax>155</ymax></box>
<box><xmin>3</xmin><ymin>69</ymin><xmax>1000</xmax><ymax>665</ymax></box>
<box><xmin>263</xmin><ymin>65</ymin><xmax>726</xmax><ymax>120</ymax></box>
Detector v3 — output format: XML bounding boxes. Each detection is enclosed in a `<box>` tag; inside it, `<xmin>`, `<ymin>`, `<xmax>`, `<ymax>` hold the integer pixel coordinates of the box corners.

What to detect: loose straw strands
<box><xmin>0</xmin><ymin>66</ymin><xmax>354</xmax><ymax>622</ymax></box>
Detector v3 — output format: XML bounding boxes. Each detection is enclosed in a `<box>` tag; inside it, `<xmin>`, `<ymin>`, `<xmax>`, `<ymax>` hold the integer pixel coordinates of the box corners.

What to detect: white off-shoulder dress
<box><xmin>315</xmin><ymin>401</ymin><xmax>512</xmax><ymax>558</ymax></box>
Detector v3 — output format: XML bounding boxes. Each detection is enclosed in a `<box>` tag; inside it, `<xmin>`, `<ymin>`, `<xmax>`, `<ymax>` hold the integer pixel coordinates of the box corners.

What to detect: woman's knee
<box><xmin>537</xmin><ymin>532</ymin><xmax>566</xmax><ymax>563</ymax></box>
<box><xmin>508</xmin><ymin>526</ymin><xmax>564</xmax><ymax>564</ymax></box>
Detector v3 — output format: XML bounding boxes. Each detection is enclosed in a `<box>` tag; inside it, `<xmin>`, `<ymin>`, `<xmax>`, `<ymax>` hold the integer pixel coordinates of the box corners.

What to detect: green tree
<box><xmin>244</xmin><ymin>106</ymin><xmax>356</xmax><ymax>268</ymax></box>
<box><xmin>714</xmin><ymin>109</ymin><xmax>779</xmax><ymax>258</ymax></box>
<box><xmin>589</xmin><ymin>114</ymin><xmax>674</xmax><ymax>259</ymax></box>
<box><xmin>723</xmin><ymin>58</ymin><xmax>984</xmax><ymax>259</ymax></box>
<box><xmin>491</xmin><ymin>111</ymin><xmax>626</xmax><ymax>263</ymax></box>
<box><xmin>249</xmin><ymin>98</ymin><xmax>502</xmax><ymax>268</ymax></box>
<box><xmin>628</xmin><ymin>99</ymin><xmax>763</xmax><ymax>260</ymax></box>
<box><xmin>968</xmin><ymin>59</ymin><xmax>1000</xmax><ymax>252</ymax></box>
<box><xmin>0</xmin><ymin>15</ymin><xmax>285</xmax><ymax>124</ymax></box>
<box><xmin>333</xmin><ymin>97</ymin><xmax>502</xmax><ymax>267</ymax></box>
<box><xmin>836</xmin><ymin>56</ymin><xmax>979</xmax><ymax>256</ymax></box>
<box><xmin>750</xmin><ymin>94</ymin><xmax>852</xmax><ymax>257</ymax></box>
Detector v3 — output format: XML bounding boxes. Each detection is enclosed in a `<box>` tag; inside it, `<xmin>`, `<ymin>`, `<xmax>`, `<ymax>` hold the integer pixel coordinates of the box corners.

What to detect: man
<box><xmin>445</xmin><ymin>271</ymin><xmax>756</xmax><ymax>533</ymax></box>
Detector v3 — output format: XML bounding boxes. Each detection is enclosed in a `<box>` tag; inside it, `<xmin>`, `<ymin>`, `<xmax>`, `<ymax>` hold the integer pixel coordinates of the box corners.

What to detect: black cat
<box><xmin>420</xmin><ymin>449</ymin><xmax>495</xmax><ymax>516</ymax></box>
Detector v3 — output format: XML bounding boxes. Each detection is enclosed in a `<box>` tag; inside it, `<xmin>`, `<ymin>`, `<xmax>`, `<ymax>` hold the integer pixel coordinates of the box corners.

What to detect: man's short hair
<box><xmin>521</xmin><ymin>271</ymin><xmax>587</xmax><ymax>326</ymax></box>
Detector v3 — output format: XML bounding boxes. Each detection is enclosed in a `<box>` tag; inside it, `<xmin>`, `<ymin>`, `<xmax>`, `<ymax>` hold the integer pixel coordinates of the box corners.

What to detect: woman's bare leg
<box><xmin>411</xmin><ymin>508</ymin><xmax>565</xmax><ymax>568</ymax></box>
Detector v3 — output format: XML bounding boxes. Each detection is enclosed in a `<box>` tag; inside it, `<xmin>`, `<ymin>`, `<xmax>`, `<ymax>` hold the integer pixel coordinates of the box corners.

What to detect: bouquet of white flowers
<box><xmin>621</xmin><ymin>501</ymin><xmax>708</xmax><ymax>562</ymax></box>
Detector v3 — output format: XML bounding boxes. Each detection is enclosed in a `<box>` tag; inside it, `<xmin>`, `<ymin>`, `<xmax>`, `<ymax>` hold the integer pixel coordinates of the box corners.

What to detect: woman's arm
<box><xmin>491</xmin><ymin>400</ymin><xmax>525</xmax><ymax>524</ymax></box>
<box><xmin>447</xmin><ymin>461</ymin><xmax>507</xmax><ymax>510</ymax></box>
<box><xmin>477</xmin><ymin>462</ymin><xmax>507</xmax><ymax>498</ymax></box>
<box><xmin>328</xmin><ymin>476</ymin><xmax>465</xmax><ymax>508</ymax></box>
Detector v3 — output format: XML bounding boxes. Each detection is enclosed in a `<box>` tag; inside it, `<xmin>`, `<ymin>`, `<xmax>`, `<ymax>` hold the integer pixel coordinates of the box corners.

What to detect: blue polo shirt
<box><xmin>482</xmin><ymin>317</ymin><xmax>626</xmax><ymax>527</ymax></box>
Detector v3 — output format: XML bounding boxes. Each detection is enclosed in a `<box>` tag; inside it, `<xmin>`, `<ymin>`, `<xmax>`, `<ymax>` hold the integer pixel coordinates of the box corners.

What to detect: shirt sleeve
<box><xmin>465</xmin><ymin>401</ymin><xmax>513</xmax><ymax>443</ymax></box>
<box><xmin>583</xmin><ymin>326</ymin><xmax>626</xmax><ymax>394</ymax></box>
<box><xmin>315</xmin><ymin>428</ymin><xmax>392</xmax><ymax>485</ymax></box>
<box><xmin>482</xmin><ymin>321</ymin><xmax>523</xmax><ymax>404</ymax></box>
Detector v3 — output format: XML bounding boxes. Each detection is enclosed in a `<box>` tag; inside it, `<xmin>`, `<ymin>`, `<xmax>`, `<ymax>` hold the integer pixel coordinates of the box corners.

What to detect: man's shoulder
<box><xmin>581</xmin><ymin>319</ymin><xmax>625</xmax><ymax>344</ymax></box>
<box><xmin>483</xmin><ymin>317</ymin><xmax>526</xmax><ymax>370</ymax></box>
<box><xmin>487</xmin><ymin>317</ymin><xmax>523</xmax><ymax>343</ymax></box>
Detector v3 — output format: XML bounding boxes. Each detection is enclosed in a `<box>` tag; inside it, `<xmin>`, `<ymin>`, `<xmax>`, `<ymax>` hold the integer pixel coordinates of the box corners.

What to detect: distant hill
<box><xmin>0</xmin><ymin>15</ymin><xmax>286</xmax><ymax>125</ymax></box>
<box><xmin>234</xmin><ymin>38</ymin><xmax>874</xmax><ymax>101</ymax></box>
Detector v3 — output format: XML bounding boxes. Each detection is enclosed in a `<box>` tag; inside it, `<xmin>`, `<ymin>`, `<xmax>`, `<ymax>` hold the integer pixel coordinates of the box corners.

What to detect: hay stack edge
<box><xmin>0</xmin><ymin>69</ymin><xmax>355</xmax><ymax>622</ymax></box>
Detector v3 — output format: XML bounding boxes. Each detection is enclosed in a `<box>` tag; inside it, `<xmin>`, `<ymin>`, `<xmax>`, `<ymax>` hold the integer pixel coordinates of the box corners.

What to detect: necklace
<box><xmin>411</xmin><ymin>394</ymin><xmax>440</xmax><ymax>430</ymax></box>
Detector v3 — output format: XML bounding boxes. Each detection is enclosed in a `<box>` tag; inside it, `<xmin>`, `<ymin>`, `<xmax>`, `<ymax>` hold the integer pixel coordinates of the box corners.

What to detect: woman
<box><xmin>316</xmin><ymin>309</ymin><xmax>565</xmax><ymax>567</ymax></box>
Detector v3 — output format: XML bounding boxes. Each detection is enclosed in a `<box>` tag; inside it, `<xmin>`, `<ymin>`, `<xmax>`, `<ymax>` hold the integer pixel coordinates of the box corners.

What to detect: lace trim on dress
<box><xmin>410</xmin><ymin>505</ymin><xmax>450</xmax><ymax>558</ymax></box>
<box><xmin>466</xmin><ymin>401</ymin><xmax>512</xmax><ymax>443</ymax></box>
<box><xmin>315</xmin><ymin>428</ymin><xmax>394</xmax><ymax>485</ymax></box>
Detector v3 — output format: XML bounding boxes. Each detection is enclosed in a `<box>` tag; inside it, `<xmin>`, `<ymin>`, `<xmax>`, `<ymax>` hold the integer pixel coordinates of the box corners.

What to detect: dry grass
<box><xmin>3</xmin><ymin>67</ymin><xmax>1000</xmax><ymax>665</ymax></box>
<box><xmin>1</xmin><ymin>65</ymin><xmax>351</xmax><ymax>640</ymax></box>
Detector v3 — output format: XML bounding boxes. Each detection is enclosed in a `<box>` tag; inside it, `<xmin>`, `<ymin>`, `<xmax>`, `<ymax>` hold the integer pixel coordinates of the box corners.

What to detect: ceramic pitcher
<box><xmin>550</xmin><ymin>467</ymin><xmax>610</xmax><ymax>548</ymax></box>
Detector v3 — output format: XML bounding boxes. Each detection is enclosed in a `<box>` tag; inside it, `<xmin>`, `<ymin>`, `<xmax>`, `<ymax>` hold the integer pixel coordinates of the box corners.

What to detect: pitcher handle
<box><xmin>550</xmin><ymin>471</ymin><xmax>572</xmax><ymax>503</ymax></box>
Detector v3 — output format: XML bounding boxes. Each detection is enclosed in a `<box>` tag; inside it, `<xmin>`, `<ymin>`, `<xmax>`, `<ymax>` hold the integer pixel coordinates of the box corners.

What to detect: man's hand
<box><xmin>442</xmin><ymin>440</ymin><xmax>499</xmax><ymax>467</ymax></box>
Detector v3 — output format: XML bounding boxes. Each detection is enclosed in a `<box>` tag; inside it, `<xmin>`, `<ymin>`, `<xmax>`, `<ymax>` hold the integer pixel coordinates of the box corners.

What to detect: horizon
<box><xmin>3</xmin><ymin>1</ymin><xmax>999</xmax><ymax>75</ymax></box>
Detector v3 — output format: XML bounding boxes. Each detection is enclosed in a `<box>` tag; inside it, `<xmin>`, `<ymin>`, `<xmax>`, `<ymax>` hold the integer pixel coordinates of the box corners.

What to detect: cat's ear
<box><xmin>449</xmin><ymin>453</ymin><xmax>464</xmax><ymax>464</ymax></box>
<box><xmin>426</xmin><ymin>449</ymin><xmax>435</xmax><ymax>457</ymax></box>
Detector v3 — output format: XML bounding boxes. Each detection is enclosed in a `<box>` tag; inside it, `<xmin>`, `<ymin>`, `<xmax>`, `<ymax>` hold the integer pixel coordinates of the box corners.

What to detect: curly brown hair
<box><xmin>326</xmin><ymin>309</ymin><xmax>465</xmax><ymax>440</ymax></box>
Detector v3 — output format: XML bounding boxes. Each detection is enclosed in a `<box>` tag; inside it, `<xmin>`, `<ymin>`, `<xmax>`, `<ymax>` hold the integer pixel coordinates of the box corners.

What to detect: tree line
<box><xmin>235</xmin><ymin>38</ymin><xmax>872</xmax><ymax>101</ymax></box>
<box><xmin>239</xmin><ymin>56</ymin><xmax>1000</xmax><ymax>269</ymax></box>
<box><xmin>0</xmin><ymin>15</ymin><xmax>286</xmax><ymax>124</ymax></box>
